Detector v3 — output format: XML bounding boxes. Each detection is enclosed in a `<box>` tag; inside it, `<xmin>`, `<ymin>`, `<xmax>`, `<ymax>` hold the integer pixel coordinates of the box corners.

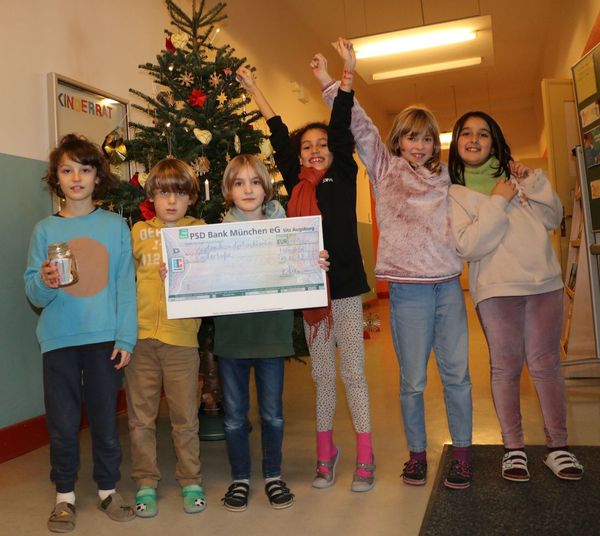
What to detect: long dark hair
<box><xmin>448</xmin><ymin>111</ymin><xmax>512</xmax><ymax>185</ymax></box>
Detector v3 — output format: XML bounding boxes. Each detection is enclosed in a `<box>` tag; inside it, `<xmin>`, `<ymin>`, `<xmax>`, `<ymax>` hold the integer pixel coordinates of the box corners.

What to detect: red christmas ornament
<box><xmin>129</xmin><ymin>172</ymin><xmax>141</xmax><ymax>188</ymax></box>
<box><xmin>165</xmin><ymin>36</ymin><xmax>176</xmax><ymax>52</ymax></box>
<box><xmin>139</xmin><ymin>199</ymin><xmax>156</xmax><ymax>220</ymax></box>
<box><xmin>223</xmin><ymin>68</ymin><xmax>232</xmax><ymax>76</ymax></box>
<box><xmin>188</xmin><ymin>88</ymin><xmax>208</xmax><ymax>107</ymax></box>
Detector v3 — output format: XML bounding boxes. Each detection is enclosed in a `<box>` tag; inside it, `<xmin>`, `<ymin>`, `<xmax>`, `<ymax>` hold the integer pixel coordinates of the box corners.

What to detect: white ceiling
<box><xmin>279</xmin><ymin>0</ymin><xmax>566</xmax><ymax>135</ymax></box>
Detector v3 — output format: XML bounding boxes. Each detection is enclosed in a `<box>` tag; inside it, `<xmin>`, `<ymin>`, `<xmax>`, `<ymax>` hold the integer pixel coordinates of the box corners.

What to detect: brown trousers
<box><xmin>125</xmin><ymin>338</ymin><xmax>201</xmax><ymax>487</ymax></box>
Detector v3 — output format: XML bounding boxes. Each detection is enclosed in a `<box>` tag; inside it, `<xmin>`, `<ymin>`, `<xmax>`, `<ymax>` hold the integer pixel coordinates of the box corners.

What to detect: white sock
<box><xmin>233</xmin><ymin>479</ymin><xmax>250</xmax><ymax>485</ymax></box>
<box><xmin>56</xmin><ymin>491</ymin><xmax>75</xmax><ymax>505</ymax></box>
<box><xmin>98</xmin><ymin>488</ymin><xmax>115</xmax><ymax>501</ymax></box>
<box><xmin>265</xmin><ymin>476</ymin><xmax>281</xmax><ymax>484</ymax></box>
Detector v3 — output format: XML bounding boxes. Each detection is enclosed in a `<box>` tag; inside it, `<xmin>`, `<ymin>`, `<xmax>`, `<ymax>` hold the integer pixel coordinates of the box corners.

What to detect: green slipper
<box><xmin>182</xmin><ymin>484</ymin><xmax>207</xmax><ymax>514</ymax></box>
<box><xmin>135</xmin><ymin>486</ymin><xmax>158</xmax><ymax>518</ymax></box>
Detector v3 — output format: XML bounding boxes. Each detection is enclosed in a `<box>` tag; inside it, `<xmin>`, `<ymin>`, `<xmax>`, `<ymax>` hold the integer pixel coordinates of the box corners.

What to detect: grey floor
<box><xmin>2</xmin><ymin>297</ymin><xmax>600</xmax><ymax>536</ymax></box>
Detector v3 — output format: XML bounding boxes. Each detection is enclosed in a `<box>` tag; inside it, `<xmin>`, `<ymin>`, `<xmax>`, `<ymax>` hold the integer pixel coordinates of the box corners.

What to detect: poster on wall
<box><xmin>583</xmin><ymin>127</ymin><xmax>600</xmax><ymax>168</ymax></box>
<box><xmin>47</xmin><ymin>73</ymin><xmax>130</xmax><ymax>182</ymax></box>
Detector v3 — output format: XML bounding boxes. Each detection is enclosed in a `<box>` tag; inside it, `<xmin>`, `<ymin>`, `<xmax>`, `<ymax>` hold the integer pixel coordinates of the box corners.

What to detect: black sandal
<box><xmin>264</xmin><ymin>479</ymin><xmax>294</xmax><ymax>509</ymax></box>
<box><xmin>222</xmin><ymin>481</ymin><xmax>250</xmax><ymax>512</ymax></box>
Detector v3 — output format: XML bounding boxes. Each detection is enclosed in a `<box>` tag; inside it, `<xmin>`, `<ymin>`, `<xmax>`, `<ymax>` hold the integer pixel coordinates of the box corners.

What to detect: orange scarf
<box><xmin>287</xmin><ymin>166</ymin><xmax>333</xmax><ymax>343</ymax></box>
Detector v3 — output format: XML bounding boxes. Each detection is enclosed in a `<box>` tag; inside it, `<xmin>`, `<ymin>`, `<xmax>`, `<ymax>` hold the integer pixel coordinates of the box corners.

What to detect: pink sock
<box><xmin>452</xmin><ymin>446</ymin><xmax>470</xmax><ymax>464</ymax></box>
<box><xmin>410</xmin><ymin>450</ymin><xmax>427</xmax><ymax>463</ymax></box>
<box><xmin>316</xmin><ymin>430</ymin><xmax>336</xmax><ymax>473</ymax></box>
<box><xmin>356</xmin><ymin>432</ymin><xmax>374</xmax><ymax>478</ymax></box>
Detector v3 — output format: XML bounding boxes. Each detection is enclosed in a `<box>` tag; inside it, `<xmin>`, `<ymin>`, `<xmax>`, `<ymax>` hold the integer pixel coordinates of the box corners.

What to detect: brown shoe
<box><xmin>98</xmin><ymin>492</ymin><xmax>135</xmax><ymax>522</ymax></box>
<box><xmin>48</xmin><ymin>502</ymin><xmax>76</xmax><ymax>533</ymax></box>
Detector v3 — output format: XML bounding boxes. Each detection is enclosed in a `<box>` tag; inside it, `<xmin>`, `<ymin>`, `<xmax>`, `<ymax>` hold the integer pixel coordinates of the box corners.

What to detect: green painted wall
<box><xmin>0</xmin><ymin>153</ymin><xmax>51</xmax><ymax>428</ymax></box>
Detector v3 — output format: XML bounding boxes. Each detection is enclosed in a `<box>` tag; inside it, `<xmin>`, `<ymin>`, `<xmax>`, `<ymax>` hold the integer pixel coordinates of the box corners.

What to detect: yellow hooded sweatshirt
<box><xmin>132</xmin><ymin>215</ymin><xmax>203</xmax><ymax>347</ymax></box>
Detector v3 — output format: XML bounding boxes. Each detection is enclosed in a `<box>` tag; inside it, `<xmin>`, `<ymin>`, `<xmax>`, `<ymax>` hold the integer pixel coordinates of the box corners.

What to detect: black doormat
<box><xmin>420</xmin><ymin>445</ymin><xmax>600</xmax><ymax>536</ymax></box>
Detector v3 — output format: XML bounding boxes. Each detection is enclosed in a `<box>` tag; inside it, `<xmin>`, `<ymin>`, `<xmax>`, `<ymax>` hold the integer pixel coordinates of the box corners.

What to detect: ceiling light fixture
<box><xmin>355</xmin><ymin>29</ymin><xmax>476</xmax><ymax>59</ymax></box>
<box><xmin>372</xmin><ymin>56</ymin><xmax>482</xmax><ymax>81</ymax></box>
<box><xmin>346</xmin><ymin>15</ymin><xmax>493</xmax><ymax>85</ymax></box>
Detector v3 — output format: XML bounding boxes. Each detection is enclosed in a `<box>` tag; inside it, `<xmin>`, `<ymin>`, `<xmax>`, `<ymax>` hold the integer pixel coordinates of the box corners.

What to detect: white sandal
<box><xmin>544</xmin><ymin>450</ymin><xmax>584</xmax><ymax>481</ymax></box>
<box><xmin>502</xmin><ymin>450</ymin><xmax>530</xmax><ymax>482</ymax></box>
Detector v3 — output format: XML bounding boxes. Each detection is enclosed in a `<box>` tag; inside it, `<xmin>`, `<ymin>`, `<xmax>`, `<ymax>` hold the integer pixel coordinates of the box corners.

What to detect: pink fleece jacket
<box><xmin>323</xmin><ymin>84</ymin><xmax>462</xmax><ymax>283</ymax></box>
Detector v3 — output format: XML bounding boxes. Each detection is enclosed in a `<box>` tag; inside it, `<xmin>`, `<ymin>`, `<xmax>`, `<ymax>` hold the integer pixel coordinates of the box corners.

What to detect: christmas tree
<box><xmin>101</xmin><ymin>0</ymin><xmax>278</xmax><ymax>225</ymax></box>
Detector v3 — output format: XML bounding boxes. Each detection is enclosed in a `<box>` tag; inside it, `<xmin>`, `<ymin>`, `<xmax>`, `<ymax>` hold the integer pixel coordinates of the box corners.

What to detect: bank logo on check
<box><xmin>178</xmin><ymin>229</ymin><xmax>189</xmax><ymax>239</ymax></box>
<box><xmin>171</xmin><ymin>257</ymin><xmax>185</xmax><ymax>272</ymax></box>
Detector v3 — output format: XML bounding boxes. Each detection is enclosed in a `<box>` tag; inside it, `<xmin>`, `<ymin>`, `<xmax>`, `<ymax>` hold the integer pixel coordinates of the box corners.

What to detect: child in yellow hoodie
<box><xmin>125</xmin><ymin>158</ymin><xmax>205</xmax><ymax>517</ymax></box>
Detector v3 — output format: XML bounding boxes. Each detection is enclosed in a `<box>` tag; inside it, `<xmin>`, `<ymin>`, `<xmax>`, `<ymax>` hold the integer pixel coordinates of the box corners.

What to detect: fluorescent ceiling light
<box><xmin>347</xmin><ymin>16</ymin><xmax>493</xmax><ymax>85</ymax></box>
<box><xmin>440</xmin><ymin>132</ymin><xmax>453</xmax><ymax>149</ymax></box>
<box><xmin>373</xmin><ymin>57</ymin><xmax>482</xmax><ymax>80</ymax></box>
<box><xmin>355</xmin><ymin>29</ymin><xmax>476</xmax><ymax>59</ymax></box>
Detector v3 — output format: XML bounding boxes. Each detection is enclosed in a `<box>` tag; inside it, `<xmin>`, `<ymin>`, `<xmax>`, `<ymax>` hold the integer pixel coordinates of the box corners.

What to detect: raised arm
<box><xmin>236</xmin><ymin>67</ymin><xmax>276</xmax><ymax>121</ymax></box>
<box><xmin>236</xmin><ymin>67</ymin><xmax>300</xmax><ymax>189</ymax></box>
<box><xmin>319</xmin><ymin>40</ymin><xmax>390</xmax><ymax>184</ymax></box>
<box><xmin>318</xmin><ymin>46</ymin><xmax>357</xmax><ymax>174</ymax></box>
<box><xmin>333</xmin><ymin>37</ymin><xmax>355</xmax><ymax>93</ymax></box>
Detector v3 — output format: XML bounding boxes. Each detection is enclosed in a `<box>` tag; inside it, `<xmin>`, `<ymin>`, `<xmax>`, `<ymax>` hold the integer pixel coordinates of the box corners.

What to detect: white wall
<box><xmin>0</xmin><ymin>0</ymin><xmax>170</xmax><ymax>161</ymax></box>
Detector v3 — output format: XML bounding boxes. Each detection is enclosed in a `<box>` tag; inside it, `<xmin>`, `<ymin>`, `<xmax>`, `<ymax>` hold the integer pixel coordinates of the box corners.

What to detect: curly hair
<box><xmin>43</xmin><ymin>134</ymin><xmax>117</xmax><ymax>198</ymax></box>
<box><xmin>289</xmin><ymin>122</ymin><xmax>329</xmax><ymax>156</ymax></box>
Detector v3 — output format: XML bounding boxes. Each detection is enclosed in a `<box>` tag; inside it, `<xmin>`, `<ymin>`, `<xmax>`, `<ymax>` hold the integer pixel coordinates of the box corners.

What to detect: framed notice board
<box><xmin>572</xmin><ymin>45</ymin><xmax>600</xmax><ymax>231</ymax></box>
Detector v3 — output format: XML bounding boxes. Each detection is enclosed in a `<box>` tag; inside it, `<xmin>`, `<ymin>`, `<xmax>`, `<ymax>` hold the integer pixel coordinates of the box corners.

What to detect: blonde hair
<box><xmin>385</xmin><ymin>106</ymin><xmax>442</xmax><ymax>174</ymax></box>
<box><xmin>145</xmin><ymin>158</ymin><xmax>199</xmax><ymax>203</ymax></box>
<box><xmin>221</xmin><ymin>154</ymin><xmax>274</xmax><ymax>209</ymax></box>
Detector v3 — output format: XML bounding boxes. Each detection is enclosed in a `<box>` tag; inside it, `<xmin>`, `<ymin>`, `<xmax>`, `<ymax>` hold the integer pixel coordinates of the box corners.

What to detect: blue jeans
<box><xmin>389</xmin><ymin>279</ymin><xmax>472</xmax><ymax>452</ymax></box>
<box><xmin>43</xmin><ymin>341</ymin><xmax>123</xmax><ymax>492</ymax></box>
<box><xmin>218</xmin><ymin>356</ymin><xmax>285</xmax><ymax>480</ymax></box>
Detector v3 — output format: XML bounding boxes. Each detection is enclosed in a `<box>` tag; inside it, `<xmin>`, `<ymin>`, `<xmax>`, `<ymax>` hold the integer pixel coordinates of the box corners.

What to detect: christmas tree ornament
<box><xmin>139</xmin><ymin>199</ymin><xmax>156</xmax><ymax>220</ymax></box>
<box><xmin>178</xmin><ymin>72</ymin><xmax>194</xmax><ymax>86</ymax></box>
<box><xmin>223</xmin><ymin>68</ymin><xmax>232</xmax><ymax>77</ymax></box>
<box><xmin>130</xmin><ymin>172</ymin><xmax>142</xmax><ymax>188</ymax></box>
<box><xmin>165</xmin><ymin>36</ymin><xmax>176</xmax><ymax>52</ymax></box>
<box><xmin>138</xmin><ymin>172</ymin><xmax>149</xmax><ymax>188</ymax></box>
<box><xmin>225</xmin><ymin>152</ymin><xmax>231</xmax><ymax>162</ymax></box>
<box><xmin>193</xmin><ymin>156</ymin><xmax>211</xmax><ymax>176</ymax></box>
<box><xmin>234</xmin><ymin>133</ymin><xmax>241</xmax><ymax>154</ymax></box>
<box><xmin>209</xmin><ymin>72</ymin><xmax>222</xmax><ymax>87</ymax></box>
<box><xmin>102</xmin><ymin>130</ymin><xmax>127</xmax><ymax>165</ymax></box>
<box><xmin>193</xmin><ymin>128</ymin><xmax>212</xmax><ymax>145</ymax></box>
<box><xmin>188</xmin><ymin>88</ymin><xmax>208</xmax><ymax>107</ymax></box>
<box><xmin>259</xmin><ymin>138</ymin><xmax>273</xmax><ymax>159</ymax></box>
<box><xmin>363</xmin><ymin>310</ymin><xmax>381</xmax><ymax>332</ymax></box>
<box><xmin>216</xmin><ymin>91</ymin><xmax>228</xmax><ymax>107</ymax></box>
<box><xmin>171</xmin><ymin>32</ymin><xmax>189</xmax><ymax>50</ymax></box>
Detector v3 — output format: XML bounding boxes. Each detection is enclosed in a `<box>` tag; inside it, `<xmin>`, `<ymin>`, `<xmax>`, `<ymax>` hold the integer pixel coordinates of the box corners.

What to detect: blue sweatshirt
<box><xmin>24</xmin><ymin>208</ymin><xmax>137</xmax><ymax>353</ymax></box>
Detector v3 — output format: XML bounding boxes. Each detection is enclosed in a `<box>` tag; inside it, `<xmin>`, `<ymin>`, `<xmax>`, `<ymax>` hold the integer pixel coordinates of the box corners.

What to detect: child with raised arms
<box><xmin>24</xmin><ymin>134</ymin><xmax>137</xmax><ymax>532</ymax></box>
<box><xmin>448</xmin><ymin>111</ymin><xmax>583</xmax><ymax>482</ymax></box>
<box><xmin>317</xmin><ymin>39</ymin><xmax>473</xmax><ymax>489</ymax></box>
<box><xmin>125</xmin><ymin>158</ymin><xmax>206</xmax><ymax>517</ymax></box>
<box><xmin>236</xmin><ymin>45</ymin><xmax>375</xmax><ymax>493</ymax></box>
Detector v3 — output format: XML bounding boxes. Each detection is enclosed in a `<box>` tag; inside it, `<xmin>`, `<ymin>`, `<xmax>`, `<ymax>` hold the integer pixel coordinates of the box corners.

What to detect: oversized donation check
<box><xmin>161</xmin><ymin>216</ymin><xmax>327</xmax><ymax>319</ymax></box>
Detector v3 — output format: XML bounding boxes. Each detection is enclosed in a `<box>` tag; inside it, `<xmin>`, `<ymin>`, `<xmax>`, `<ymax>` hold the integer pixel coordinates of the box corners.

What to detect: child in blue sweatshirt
<box><xmin>24</xmin><ymin>134</ymin><xmax>137</xmax><ymax>532</ymax></box>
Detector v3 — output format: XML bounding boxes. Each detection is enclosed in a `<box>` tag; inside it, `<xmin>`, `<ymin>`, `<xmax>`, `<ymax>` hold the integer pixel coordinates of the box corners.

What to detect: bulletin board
<box><xmin>47</xmin><ymin>73</ymin><xmax>130</xmax><ymax>182</ymax></box>
<box><xmin>572</xmin><ymin>45</ymin><xmax>600</xmax><ymax>231</ymax></box>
